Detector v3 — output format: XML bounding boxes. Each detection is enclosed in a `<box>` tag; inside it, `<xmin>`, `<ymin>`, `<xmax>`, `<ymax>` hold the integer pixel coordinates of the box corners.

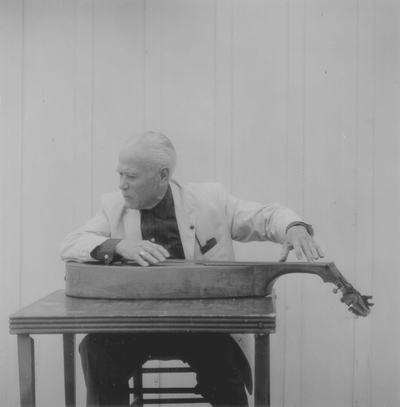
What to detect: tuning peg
<box><xmin>332</xmin><ymin>284</ymin><xmax>342</xmax><ymax>294</ymax></box>
<box><xmin>361</xmin><ymin>295</ymin><xmax>374</xmax><ymax>308</ymax></box>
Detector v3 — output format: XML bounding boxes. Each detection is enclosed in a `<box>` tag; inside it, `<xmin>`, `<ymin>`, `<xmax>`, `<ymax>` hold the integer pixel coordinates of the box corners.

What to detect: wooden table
<box><xmin>9</xmin><ymin>290</ymin><xmax>276</xmax><ymax>407</ymax></box>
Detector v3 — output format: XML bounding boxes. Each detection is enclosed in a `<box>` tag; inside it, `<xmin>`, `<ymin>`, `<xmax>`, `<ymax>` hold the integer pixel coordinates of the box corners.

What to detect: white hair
<box><xmin>125</xmin><ymin>131</ymin><xmax>177</xmax><ymax>176</ymax></box>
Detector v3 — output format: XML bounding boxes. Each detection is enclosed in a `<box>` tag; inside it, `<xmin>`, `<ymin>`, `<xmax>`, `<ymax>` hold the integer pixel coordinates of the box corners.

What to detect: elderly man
<box><xmin>60</xmin><ymin>132</ymin><xmax>324</xmax><ymax>407</ymax></box>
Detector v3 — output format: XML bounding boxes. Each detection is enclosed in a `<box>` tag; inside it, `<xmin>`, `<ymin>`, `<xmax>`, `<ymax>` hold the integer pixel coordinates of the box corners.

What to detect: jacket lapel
<box><xmin>170</xmin><ymin>181</ymin><xmax>196</xmax><ymax>260</ymax></box>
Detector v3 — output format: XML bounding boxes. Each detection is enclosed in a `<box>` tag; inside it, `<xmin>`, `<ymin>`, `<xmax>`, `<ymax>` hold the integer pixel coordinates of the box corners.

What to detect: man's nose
<box><xmin>119</xmin><ymin>176</ymin><xmax>129</xmax><ymax>190</ymax></box>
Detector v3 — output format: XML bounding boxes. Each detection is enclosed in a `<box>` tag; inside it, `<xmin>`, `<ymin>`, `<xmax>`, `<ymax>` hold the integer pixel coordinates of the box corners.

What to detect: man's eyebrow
<box><xmin>116</xmin><ymin>169</ymin><xmax>136</xmax><ymax>176</ymax></box>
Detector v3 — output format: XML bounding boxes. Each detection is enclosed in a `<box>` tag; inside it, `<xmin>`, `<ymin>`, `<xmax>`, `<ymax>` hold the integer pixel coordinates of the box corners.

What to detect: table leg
<box><xmin>63</xmin><ymin>334</ymin><xmax>76</xmax><ymax>407</ymax></box>
<box><xmin>254</xmin><ymin>334</ymin><xmax>270</xmax><ymax>407</ymax></box>
<box><xmin>17</xmin><ymin>334</ymin><xmax>36</xmax><ymax>407</ymax></box>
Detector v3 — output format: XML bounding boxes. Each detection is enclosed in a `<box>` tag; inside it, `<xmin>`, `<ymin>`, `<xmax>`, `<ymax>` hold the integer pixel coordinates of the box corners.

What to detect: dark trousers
<box><xmin>79</xmin><ymin>332</ymin><xmax>249</xmax><ymax>407</ymax></box>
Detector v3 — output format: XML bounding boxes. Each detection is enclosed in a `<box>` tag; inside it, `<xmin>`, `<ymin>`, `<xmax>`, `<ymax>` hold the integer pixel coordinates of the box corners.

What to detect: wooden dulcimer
<box><xmin>65</xmin><ymin>260</ymin><xmax>373</xmax><ymax>317</ymax></box>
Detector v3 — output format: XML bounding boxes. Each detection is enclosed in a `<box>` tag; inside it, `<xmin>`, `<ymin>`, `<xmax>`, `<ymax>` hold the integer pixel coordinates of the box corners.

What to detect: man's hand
<box><xmin>115</xmin><ymin>239</ymin><xmax>170</xmax><ymax>266</ymax></box>
<box><xmin>279</xmin><ymin>225</ymin><xmax>324</xmax><ymax>263</ymax></box>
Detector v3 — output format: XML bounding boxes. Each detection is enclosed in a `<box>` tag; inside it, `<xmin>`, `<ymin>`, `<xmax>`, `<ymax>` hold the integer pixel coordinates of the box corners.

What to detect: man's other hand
<box><xmin>115</xmin><ymin>239</ymin><xmax>170</xmax><ymax>266</ymax></box>
<box><xmin>279</xmin><ymin>225</ymin><xmax>324</xmax><ymax>263</ymax></box>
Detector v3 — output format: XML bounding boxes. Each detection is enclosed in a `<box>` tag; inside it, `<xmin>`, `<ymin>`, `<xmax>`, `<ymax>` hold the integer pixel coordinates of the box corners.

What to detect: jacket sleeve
<box><xmin>218</xmin><ymin>185</ymin><xmax>310</xmax><ymax>244</ymax></box>
<box><xmin>59</xmin><ymin>195</ymin><xmax>112</xmax><ymax>262</ymax></box>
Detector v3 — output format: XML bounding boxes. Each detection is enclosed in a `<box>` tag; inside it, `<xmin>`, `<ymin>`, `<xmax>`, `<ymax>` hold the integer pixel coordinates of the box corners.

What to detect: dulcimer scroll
<box><xmin>65</xmin><ymin>260</ymin><xmax>373</xmax><ymax>317</ymax></box>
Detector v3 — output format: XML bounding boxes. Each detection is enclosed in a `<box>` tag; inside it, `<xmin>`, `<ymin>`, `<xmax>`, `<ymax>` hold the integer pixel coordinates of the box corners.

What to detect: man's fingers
<box><xmin>138</xmin><ymin>245</ymin><xmax>170</xmax><ymax>265</ymax></box>
<box><xmin>136</xmin><ymin>250</ymin><xmax>160</xmax><ymax>266</ymax></box>
<box><xmin>148</xmin><ymin>243</ymin><xmax>170</xmax><ymax>258</ymax></box>
<box><xmin>305</xmin><ymin>238</ymin><xmax>324</xmax><ymax>261</ymax></box>
<box><xmin>116</xmin><ymin>240</ymin><xmax>170</xmax><ymax>266</ymax></box>
<box><xmin>315</xmin><ymin>242</ymin><xmax>325</xmax><ymax>258</ymax></box>
<box><xmin>135</xmin><ymin>251</ymin><xmax>149</xmax><ymax>266</ymax></box>
<box><xmin>279</xmin><ymin>242</ymin><xmax>291</xmax><ymax>262</ymax></box>
<box><xmin>302</xmin><ymin>244</ymin><xmax>315</xmax><ymax>262</ymax></box>
<box><xmin>309</xmin><ymin>243</ymin><xmax>321</xmax><ymax>260</ymax></box>
<box><xmin>147</xmin><ymin>245</ymin><xmax>170</xmax><ymax>262</ymax></box>
<box><xmin>292</xmin><ymin>240</ymin><xmax>304</xmax><ymax>261</ymax></box>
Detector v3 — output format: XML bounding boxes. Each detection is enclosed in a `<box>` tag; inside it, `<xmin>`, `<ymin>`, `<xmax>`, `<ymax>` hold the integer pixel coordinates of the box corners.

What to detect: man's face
<box><xmin>117</xmin><ymin>147</ymin><xmax>166</xmax><ymax>210</ymax></box>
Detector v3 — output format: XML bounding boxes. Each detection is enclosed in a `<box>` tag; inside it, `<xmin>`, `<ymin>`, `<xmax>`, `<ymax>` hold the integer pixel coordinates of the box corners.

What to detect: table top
<box><xmin>10</xmin><ymin>290</ymin><xmax>276</xmax><ymax>335</ymax></box>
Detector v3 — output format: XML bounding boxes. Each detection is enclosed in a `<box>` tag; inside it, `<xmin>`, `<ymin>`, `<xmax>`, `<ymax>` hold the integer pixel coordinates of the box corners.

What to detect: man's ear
<box><xmin>159</xmin><ymin>167</ymin><xmax>170</xmax><ymax>185</ymax></box>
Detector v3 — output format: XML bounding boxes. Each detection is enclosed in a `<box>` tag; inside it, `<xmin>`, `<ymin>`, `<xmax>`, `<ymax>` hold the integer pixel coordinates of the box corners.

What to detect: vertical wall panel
<box><xmin>215</xmin><ymin>0</ymin><xmax>233</xmax><ymax>189</ymax></box>
<box><xmin>74</xmin><ymin>0</ymin><xmax>94</xmax><ymax>228</ymax></box>
<box><xmin>280</xmin><ymin>1</ymin><xmax>306</xmax><ymax>405</ymax></box>
<box><xmin>91</xmin><ymin>0</ymin><xmax>146</xmax><ymax>208</ymax></box>
<box><xmin>0</xmin><ymin>1</ymin><xmax>23</xmax><ymax>404</ymax></box>
<box><xmin>20</xmin><ymin>2</ymin><xmax>79</xmax><ymax>405</ymax></box>
<box><xmin>371</xmin><ymin>2</ymin><xmax>400</xmax><ymax>406</ymax></box>
<box><xmin>231</xmin><ymin>1</ymin><xmax>289</xmax><ymax>265</ymax></box>
<box><xmin>232</xmin><ymin>0</ymin><xmax>288</xmax><ymax>204</ymax></box>
<box><xmin>144</xmin><ymin>0</ymin><xmax>162</xmax><ymax>131</ymax></box>
<box><xmin>20</xmin><ymin>0</ymin><xmax>77</xmax><ymax>302</ymax></box>
<box><xmin>300</xmin><ymin>2</ymin><xmax>360</xmax><ymax>406</ymax></box>
<box><xmin>353</xmin><ymin>1</ymin><xmax>375</xmax><ymax>405</ymax></box>
<box><xmin>161</xmin><ymin>0</ymin><xmax>216</xmax><ymax>184</ymax></box>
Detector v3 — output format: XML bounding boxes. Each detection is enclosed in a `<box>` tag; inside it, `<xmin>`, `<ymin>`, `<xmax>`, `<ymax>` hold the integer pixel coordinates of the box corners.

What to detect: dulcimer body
<box><xmin>65</xmin><ymin>260</ymin><xmax>373</xmax><ymax>316</ymax></box>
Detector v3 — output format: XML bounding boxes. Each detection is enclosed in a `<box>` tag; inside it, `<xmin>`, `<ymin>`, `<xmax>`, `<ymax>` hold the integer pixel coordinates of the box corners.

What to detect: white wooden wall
<box><xmin>1</xmin><ymin>1</ymin><xmax>399</xmax><ymax>406</ymax></box>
